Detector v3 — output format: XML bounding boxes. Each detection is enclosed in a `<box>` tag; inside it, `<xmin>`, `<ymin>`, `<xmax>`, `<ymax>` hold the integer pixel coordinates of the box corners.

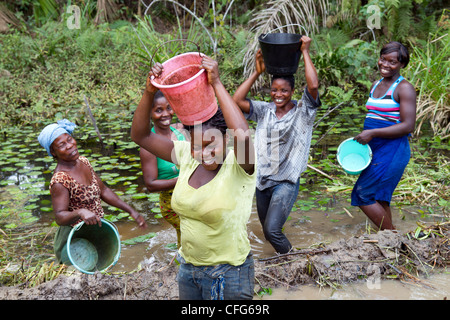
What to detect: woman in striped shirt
<box><xmin>352</xmin><ymin>42</ymin><xmax>416</xmax><ymax>230</ymax></box>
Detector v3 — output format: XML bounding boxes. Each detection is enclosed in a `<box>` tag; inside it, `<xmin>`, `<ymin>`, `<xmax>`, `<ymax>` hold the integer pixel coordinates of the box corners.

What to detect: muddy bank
<box><xmin>0</xmin><ymin>257</ymin><xmax>179</xmax><ymax>300</ymax></box>
<box><xmin>0</xmin><ymin>225</ymin><xmax>448</xmax><ymax>300</ymax></box>
<box><xmin>255</xmin><ymin>226</ymin><xmax>449</xmax><ymax>291</ymax></box>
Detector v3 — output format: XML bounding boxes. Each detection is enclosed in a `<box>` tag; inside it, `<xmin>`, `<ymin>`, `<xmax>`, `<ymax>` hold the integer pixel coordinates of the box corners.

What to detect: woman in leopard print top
<box><xmin>38</xmin><ymin>120</ymin><xmax>147</xmax><ymax>263</ymax></box>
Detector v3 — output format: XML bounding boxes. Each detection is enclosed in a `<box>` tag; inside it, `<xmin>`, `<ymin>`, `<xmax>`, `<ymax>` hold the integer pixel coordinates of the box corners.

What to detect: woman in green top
<box><xmin>140</xmin><ymin>90</ymin><xmax>186</xmax><ymax>247</ymax></box>
<box><xmin>132</xmin><ymin>56</ymin><xmax>256</xmax><ymax>300</ymax></box>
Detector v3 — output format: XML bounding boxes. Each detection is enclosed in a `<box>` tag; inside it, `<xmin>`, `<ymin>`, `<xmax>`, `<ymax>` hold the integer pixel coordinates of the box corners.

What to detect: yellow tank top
<box><xmin>171</xmin><ymin>141</ymin><xmax>256</xmax><ymax>266</ymax></box>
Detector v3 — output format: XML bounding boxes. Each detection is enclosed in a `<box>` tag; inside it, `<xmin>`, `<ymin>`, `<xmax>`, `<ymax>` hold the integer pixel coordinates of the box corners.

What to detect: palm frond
<box><xmin>0</xmin><ymin>3</ymin><xmax>22</xmax><ymax>32</ymax></box>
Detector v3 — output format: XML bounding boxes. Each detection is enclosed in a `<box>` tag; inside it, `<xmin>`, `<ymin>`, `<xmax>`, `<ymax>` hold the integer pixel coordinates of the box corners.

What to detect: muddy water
<box><xmin>263</xmin><ymin>273</ymin><xmax>450</xmax><ymax>300</ymax></box>
<box><xmin>1</xmin><ymin>125</ymin><xmax>447</xmax><ymax>299</ymax></box>
<box><xmin>112</xmin><ymin>196</ymin><xmax>449</xmax><ymax>300</ymax></box>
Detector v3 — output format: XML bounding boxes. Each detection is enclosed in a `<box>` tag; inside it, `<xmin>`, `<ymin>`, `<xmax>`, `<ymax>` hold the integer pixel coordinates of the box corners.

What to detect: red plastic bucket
<box><xmin>150</xmin><ymin>52</ymin><xmax>218</xmax><ymax>125</ymax></box>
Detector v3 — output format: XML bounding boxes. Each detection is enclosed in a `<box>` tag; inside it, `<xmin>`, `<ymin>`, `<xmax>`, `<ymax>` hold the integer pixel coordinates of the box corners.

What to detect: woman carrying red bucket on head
<box><xmin>132</xmin><ymin>55</ymin><xmax>256</xmax><ymax>300</ymax></box>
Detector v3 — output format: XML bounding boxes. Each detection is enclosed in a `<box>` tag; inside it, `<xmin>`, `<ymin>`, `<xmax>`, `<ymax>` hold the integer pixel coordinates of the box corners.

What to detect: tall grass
<box><xmin>141</xmin><ymin>0</ymin><xmax>239</xmax><ymax>56</ymax></box>
<box><xmin>403</xmin><ymin>15</ymin><xmax>450</xmax><ymax>139</ymax></box>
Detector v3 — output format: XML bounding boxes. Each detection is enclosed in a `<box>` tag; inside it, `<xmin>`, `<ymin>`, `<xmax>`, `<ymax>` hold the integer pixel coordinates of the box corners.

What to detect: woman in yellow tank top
<box><xmin>132</xmin><ymin>56</ymin><xmax>256</xmax><ymax>300</ymax></box>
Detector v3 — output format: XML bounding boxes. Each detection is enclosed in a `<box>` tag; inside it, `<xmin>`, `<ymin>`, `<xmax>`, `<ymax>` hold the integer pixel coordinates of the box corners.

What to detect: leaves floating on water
<box><xmin>121</xmin><ymin>232</ymin><xmax>157</xmax><ymax>245</ymax></box>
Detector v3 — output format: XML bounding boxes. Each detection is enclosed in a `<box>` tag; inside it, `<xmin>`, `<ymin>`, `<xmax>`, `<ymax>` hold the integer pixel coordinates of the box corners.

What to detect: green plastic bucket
<box><xmin>60</xmin><ymin>219</ymin><xmax>121</xmax><ymax>274</ymax></box>
<box><xmin>337</xmin><ymin>138</ymin><xmax>372</xmax><ymax>175</ymax></box>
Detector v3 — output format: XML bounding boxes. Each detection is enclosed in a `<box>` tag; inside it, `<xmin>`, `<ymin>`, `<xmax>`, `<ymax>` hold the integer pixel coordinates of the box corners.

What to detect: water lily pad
<box><xmin>147</xmin><ymin>193</ymin><xmax>159</xmax><ymax>202</ymax></box>
<box><xmin>24</xmin><ymin>204</ymin><xmax>39</xmax><ymax>210</ymax></box>
<box><xmin>132</xmin><ymin>193</ymin><xmax>149</xmax><ymax>199</ymax></box>
<box><xmin>121</xmin><ymin>232</ymin><xmax>156</xmax><ymax>245</ymax></box>
<box><xmin>22</xmin><ymin>216</ymin><xmax>39</xmax><ymax>224</ymax></box>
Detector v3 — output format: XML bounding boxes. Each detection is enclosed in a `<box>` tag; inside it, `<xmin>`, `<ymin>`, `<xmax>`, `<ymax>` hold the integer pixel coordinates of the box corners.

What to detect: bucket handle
<box><xmin>71</xmin><ymin>218</ymin><xmax>116</xmax><ymax>231</ymax></box>
<box><xmin>260</xmin><ymin>23</ymin><xmax>309</xmax><ymax>38</ymax></box>
<box><xmin>72</xmin><ymin>221</ymin><xmax>85</xmax><ymax>231</ymax></box>
<box><xmin>150</xmin><ymin>39</ymin><xmax>202</xmax><ymax>68</ymax></box>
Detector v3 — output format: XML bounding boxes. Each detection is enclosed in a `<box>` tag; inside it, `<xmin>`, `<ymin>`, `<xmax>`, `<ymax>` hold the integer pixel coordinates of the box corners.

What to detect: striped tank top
<box><xmin>365</xmin><ymin>76</ymin><xmax>404</xmax><ymax>123</ymax></box>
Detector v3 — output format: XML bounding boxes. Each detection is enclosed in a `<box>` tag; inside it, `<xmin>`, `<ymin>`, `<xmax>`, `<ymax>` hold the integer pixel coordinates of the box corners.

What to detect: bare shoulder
<box><xmin>398</xmin><ymin>79</ymin><xmax>416</xmax><ymax>97</ymax></box>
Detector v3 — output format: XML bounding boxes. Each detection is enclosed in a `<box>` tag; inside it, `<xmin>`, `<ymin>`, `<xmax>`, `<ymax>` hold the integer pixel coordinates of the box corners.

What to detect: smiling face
<box><xmin>270</xmin><ymin>78</ymin><xmax>294</xmax><ymax>108</ymax></box>
<box><xmin>378</xmin><ymin>51</ymin><xmax>404</xmax><ymax>78</ymax></box>
<box><xmin>151</xmin><ymin>96</ymin><xmax>173</xmax><ymax>129</ymax></box>
<box><xmin>189</xmin><ymin>127</ymin><xmax>227</xmax><ymax>171</ymax></box>
<box><xmin>51</xmin><ymin>133</ymin><xmax>79</xmax><ymax>161</ymax></box>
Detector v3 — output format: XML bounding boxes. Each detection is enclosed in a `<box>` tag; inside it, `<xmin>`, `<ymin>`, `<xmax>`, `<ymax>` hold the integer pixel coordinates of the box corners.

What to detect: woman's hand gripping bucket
<box><xmin>60</xmin><ymin>219</ymin><xmax>121</xmax><ymax>274</ymax></box>
<box><xmin>149</xmin><ymin>39</ymin><xmax>218</xmax><ymax>125</ymax></box>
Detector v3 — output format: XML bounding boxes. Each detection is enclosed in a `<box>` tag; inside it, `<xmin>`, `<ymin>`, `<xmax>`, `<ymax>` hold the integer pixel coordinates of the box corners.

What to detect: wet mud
<box><xmin>1</xmin><ymin>223</ymin><xmax>448</xmax><ymax>300</ymax></box>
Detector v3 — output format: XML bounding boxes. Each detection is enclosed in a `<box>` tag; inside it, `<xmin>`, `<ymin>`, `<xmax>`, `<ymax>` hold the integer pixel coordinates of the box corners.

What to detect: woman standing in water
<box><xmin>131</xmin><ymin>55</ymin><xmax>256</xmax><ymax>300</ymax></box>
<box><xmin>233</xmin><ymin>36</ymin><xmax>320</xmax><ymax>254</ymax></box>
<box><xmin>139</xmin><ymin>90</ymin><xmax>186</xmax><ymax>248</ymax></box>
<box><xmin>352</xmin><ymin>41</ymin><xmax>416</xmax><ymax>230</ymax></box>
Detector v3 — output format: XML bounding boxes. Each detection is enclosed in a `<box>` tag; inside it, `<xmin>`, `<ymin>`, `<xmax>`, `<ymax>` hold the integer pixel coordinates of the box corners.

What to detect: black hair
<box><xmin>153</xmin><ymin>90</ymin><xmax>166</xmax><ymax>105</ymax></box>
<box><xmin>271</xmin><ymin>74</ymin><xmax>295</xmax><ymax>90</ymax></box>
<box><xmin>184</xmin><ymin>107</ymin><xmax>228</xmax><ymax>135</ymax></box>
<box><xmin>380</xmin><ymin>41</ymin><xmax>410</xmax><ymax>68</ymax></box>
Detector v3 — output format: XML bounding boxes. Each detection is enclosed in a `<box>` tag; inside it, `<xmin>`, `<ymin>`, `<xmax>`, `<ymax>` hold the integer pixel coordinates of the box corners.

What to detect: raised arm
<box><xmin>233</xmin><ymin>49</ymin><xmax>265</xmax><ymax>114</ymax></box>
<box><xmin>301</xmin><ymin>36</ymin><xmax>319</xmax><ymax>100</ymax></box>
<box><xmin>131</xmin><ymin>64</ymin><xmax>177</xmax><ymax>164</ymax></box>
<box><xmin>202</xmin><ymin>56</ymin><xmax>255</xmax><ymax>174</ymax></box>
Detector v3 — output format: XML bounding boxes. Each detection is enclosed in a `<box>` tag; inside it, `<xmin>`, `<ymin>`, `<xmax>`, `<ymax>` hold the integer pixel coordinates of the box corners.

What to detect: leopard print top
<box><xmin>50</xmin><ymin>156</ymin><xmax>104</xmax><ymax>226</ymax></box>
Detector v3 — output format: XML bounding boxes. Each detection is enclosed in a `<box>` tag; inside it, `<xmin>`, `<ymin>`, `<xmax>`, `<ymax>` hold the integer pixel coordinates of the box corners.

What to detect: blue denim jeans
<box><xmin>176</xmin><ymin>253</ymin><xmax>254</xmax><ymax>300</ymax></box>
<box><xmin>256</xmin><ymin>179</ymin><xmax>300</xmax><ymax>254</ymax></box>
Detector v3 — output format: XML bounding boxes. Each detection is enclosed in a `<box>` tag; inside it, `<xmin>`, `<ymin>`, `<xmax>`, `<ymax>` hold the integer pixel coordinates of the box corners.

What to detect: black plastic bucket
<box><xmin>258</xmin><ymin>33</ymin><xmax>302</xmax><ymax>75</ymax></box>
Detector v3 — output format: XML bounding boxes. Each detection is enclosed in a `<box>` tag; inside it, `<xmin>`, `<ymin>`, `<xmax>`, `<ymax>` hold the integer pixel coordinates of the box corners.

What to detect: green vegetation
<box><xmin>0</xmin><ymin>0</ymin><xmax>448</xmax><ymax>287</ymax></box>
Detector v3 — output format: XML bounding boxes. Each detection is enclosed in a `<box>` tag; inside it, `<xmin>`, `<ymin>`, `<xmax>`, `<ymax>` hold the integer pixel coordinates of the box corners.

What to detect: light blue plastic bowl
<box><xmin>337</xmin><ymin>138</ymin><xmax>372</xmax><ymax>175</ymax></box>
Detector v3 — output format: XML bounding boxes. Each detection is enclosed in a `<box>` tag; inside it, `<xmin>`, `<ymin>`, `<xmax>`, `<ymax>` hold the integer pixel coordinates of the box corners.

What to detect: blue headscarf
<box><xmin>38</xmin><ymin>119</ymin><xmax>77</xmax><ymax>156</ymax></box>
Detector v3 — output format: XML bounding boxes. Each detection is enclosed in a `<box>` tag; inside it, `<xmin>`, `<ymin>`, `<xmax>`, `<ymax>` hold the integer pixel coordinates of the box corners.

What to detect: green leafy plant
<box><xmin>403</xmin><ymin>14</ymin><xmax>450</xmax><ymax>138</ymax></box>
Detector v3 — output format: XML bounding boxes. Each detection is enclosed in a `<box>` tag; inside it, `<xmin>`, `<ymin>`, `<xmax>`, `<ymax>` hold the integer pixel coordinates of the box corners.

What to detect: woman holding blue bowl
<box><xmin>352</xmin><ymin>41</ymin><xmax>416</xmax><ymax>230</ymax></box>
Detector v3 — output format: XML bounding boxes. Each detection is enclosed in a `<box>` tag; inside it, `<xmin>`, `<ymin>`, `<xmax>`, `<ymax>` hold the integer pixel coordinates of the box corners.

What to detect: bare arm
<box><xmin>140</xmin><ymin>147</ymin><xmax>178</xmax><ymax>192</ymax></box>
<box><xmin>233</xmin><ymin>49</ymin><xmax>265</xmax><ymax>114</ymax></box>
<box><xmin>51</xmin><ymin>183</ymin><xmax>102</xmax><ymax>226</ymax></box>
<box><xmin>131</xmin><ymin>64</ymin><xmax>177</xmax><ymax>164</ymax></box>
<box><xmin>202</xmin><ymin>56</ymin><xmax>255</xmax><ymax>174</ymax></box>
<box><xmin>301</xmin><ymin>36</ymin><xmax>319</xmax><ymax>100</ymax></box>
<box><xmin>95</xmin><ymin>173</ymin><xmax>147</xmax><ymax>228</ymax></box>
